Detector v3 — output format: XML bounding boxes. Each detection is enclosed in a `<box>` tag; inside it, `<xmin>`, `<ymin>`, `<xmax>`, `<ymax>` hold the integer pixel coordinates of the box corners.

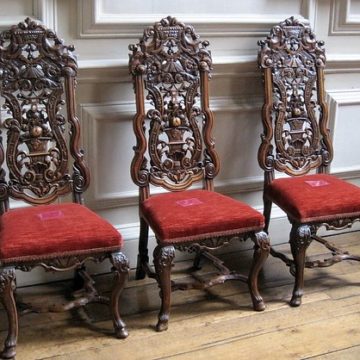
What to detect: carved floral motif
<box><xmin>0</xmin><ymin>18</ymin><xmax>88</xmax><ymax>204</ymax></box>
<box><xmin>0</xmin><ymin>268</ymin><xmax>16</xmax><ymax>294</ymax></box>
<box><xmin>111</xmin><ymin>251</ymin><xmax>130</xmax><ymax>273</ymax></box>
<box><xmin>153</xmin><ymin>245</ymin><xmax>175</xmax><ymax>273</ymax></box>
<box><xmin>15</xmin><ymin>254</ymin><xmax>108</xmax><ymax>272</ymax></box>
<box><xmin>258</xmin><ymin>17</ymin><xmax>332</xmax><ymax>175</ymax></box>
<box><xmin>129</xmin><ymin>16</ymin><xmax>218</xmax><ymax>189</ymax></box>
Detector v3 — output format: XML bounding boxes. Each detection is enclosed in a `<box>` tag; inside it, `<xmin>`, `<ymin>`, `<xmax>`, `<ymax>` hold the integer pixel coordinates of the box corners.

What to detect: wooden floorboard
<box><xmin>0</xmin><ymin>232</ymin><xmax>359</xmax><ymax>359</ymax></box>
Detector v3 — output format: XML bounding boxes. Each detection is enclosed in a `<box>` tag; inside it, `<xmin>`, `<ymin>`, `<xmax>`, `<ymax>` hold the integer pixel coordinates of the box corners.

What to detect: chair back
<box><xmin>129</xmin><ymin>16</ymin><xmax>219</xmax><ymax>200</ymax></box>
<box><xmin>0</xmin><ymin>18</ymin><xmax>89</xmax><ymax>212</ymax></box>
<box><xmin>257</xmin><ymin>17</ymin><xmax>333</xmax><ymax>180</ymax></box>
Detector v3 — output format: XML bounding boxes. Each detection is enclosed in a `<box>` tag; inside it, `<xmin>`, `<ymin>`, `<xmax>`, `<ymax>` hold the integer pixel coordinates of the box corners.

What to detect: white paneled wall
<box><xmin>1</xmin><ymin>0</ymin><xmax>360</xmax><ymax>285</ymax></box>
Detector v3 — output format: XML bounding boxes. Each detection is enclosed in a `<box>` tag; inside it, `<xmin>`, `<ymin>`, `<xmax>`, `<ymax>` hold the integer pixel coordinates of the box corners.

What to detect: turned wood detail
<box><xmin>129</xmin><ymin>15</ymin><xmax>219</xmax><ymax>193</ymax></box>
<box><xmin>258</xmin><ymin>17</ymin><xmax>333</xmax><ymax>177</ymax></box>
<box><xmin>0</xmin><ymin>17</ymin><xmax>89</xmax><ymax>208</ymax></box>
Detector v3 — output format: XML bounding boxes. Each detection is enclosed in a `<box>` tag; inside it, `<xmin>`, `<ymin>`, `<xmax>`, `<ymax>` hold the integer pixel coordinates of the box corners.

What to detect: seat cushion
<box><xmin>265</xmin><ymin>174</ymin><xmax>360</xmax><ymax>223</ymax></box>
<box><xmin>0</xmin><ymin>203</ymin><xmax>123</xmax><ymax>263</ymax></box>
<box><xmin>141</xmin><ymin>189</ymin><xmax>264</xmax><ymax>244</ymax></box>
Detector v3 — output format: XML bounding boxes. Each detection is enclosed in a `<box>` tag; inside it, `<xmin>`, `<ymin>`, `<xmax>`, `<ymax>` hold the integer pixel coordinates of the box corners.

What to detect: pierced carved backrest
<box><xmin>0</xmin><ymin>18</ymin><xmax>89</xmax><ymax>211</ymax></box>
<box><xmin>258</xmin><ymin>17</ymin><xmax>333</xmax><ymax>177</ymax></box>
<box><xmin>129</xmin><ymin>16</ymin><xmax>219</xmax><ymax>195</ymax></box>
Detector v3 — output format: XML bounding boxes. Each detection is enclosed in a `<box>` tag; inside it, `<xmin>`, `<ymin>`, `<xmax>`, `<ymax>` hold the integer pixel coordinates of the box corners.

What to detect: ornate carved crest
<box><xmin>258</xmin><ymin>17</ymin><xmax>333</xmax><ymax>176</ymax></box>
<box><xmin>129</xmin><ymin>16</ymin><xmax>219</xmax><ymax>191</ymax></box>
<box><xmin>0</xmin><ymin>18</ymin><xmax>89</xmax><ymax>205</ymax></box>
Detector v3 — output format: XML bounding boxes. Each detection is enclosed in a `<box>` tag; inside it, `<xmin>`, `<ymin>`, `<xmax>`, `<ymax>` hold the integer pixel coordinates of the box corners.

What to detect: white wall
<box><xmin>1</xmin><ymin>0</ymin><xmax>360</xmax><ymax>285</ymax></box>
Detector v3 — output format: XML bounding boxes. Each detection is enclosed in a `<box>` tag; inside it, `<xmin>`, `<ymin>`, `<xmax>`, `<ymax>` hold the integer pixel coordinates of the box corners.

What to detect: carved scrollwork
<box><xmin>129</xmin><ymin>16</ymin><xmax>218</xmax><ymax>190</ymax></box>
<box><xmin>315</xmin><ymin>217</ymin><xmax>360</xmax><ymax>231</ymax></box>
<box><xmin>0</xmin><ymin>18</ymin><xmax>88</xmax><ymax>204</ymax></box>
<box><xmin>176</xmin><ymin>236</ymin><xmax>237</xmax><ymax>253</ymax></box>
<box><xmin>258</xmin><ymin>17</ymin><xmax>332</xmax><ymax>176</ymax></box>
<box><xmin>15</xmin><ymin>254</ymin><xmax>108</xmax><ymax>272</ymax></box>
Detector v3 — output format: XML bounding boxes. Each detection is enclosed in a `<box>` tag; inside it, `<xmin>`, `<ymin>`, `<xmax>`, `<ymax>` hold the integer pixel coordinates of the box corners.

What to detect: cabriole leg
<box><xmin>290</xmin><ymin>224</ymin><xmax>312</xmax><ymax>307</ymax></box>
<box><xmin>0</xmin><ymin>267</ymin><xmax>18</xmax><ymax>359</ymax></box>
<box><xmin>153</xmin><ymin>245</ymin><xmax>175</xmax><ymax>332</ymax></box>
<box><xmin>249</xmin><ymin>231</ymin><xmax>270</xmax><ymax>311</ymax></box>
<box><xmin>110</xmin><ymin>252</ymin><xmax>129</xmax><ymax>339</ymax></box>
<box><xmin>136</xmin><ymin>217</ymin><xmax>149</xmax><ymax>280</ymax></box>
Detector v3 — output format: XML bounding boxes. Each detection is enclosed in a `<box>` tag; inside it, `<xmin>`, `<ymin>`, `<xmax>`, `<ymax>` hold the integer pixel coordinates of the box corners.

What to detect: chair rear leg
<box><xmin>153</xmin><ymin>245</ymin><xmax>175</xmax><ymax>332</ymax></box>
<box><xmin>110</xmin><ymin>252</ymin><xmax>129</xmax><ymax>339</ymax></box>
<box><xmin>289</xmin><ymin>224</ymin><xmax>312</xmax><ymax>307</ymax></box>
<box><xmin>0</xmin><ymin>268</ymin><xmax>18</xmax><ymax>359</ymax></box>
<box><xmin>136</xmin><ymin>217</ymin><xmax>149</xmax><ymax>280</ymax></box>
<box><xmin>73</xmin><ymin>265</ymin><xmax>86</xmax><ymax>291</ymax></box>
<box><xmin>248</xmin><ymin>231</ymin><xmax>270</xmax><ymax>311</ymax></box>
<box><xmin>263</xmin><ymin>195</ymin><xmax>272</xmax><ymax>234</ymax></box>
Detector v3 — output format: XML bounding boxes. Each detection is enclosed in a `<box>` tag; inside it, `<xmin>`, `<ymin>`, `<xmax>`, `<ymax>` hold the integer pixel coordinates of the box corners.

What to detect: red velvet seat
<box><xmin>142</xmin><ymin>190</ymin><xmax>264</xmax><ymax>244</ymax></box>
<box><xmin>0</xmin><ymin>203</ymin><xmax>123</xmax><ymax>263</ymax></box>
<box><xmin>266</xmin><ymin>174</ymin><xmax>360</xmax><ymax>223</ymax></box>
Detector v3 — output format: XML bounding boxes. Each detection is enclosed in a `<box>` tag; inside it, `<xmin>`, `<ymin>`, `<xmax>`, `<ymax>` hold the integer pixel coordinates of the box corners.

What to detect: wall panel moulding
<box><xmin>78</xmin><ymin>0</ymin><xmax>307</xmax><ymax>38</ymax></box>
<box><xmin>330</xmin><ymin>0</ymin><xmax>360</xmax><ymax>35</ymax></box>
<box><xmin>0</xmin><ymin>0</ymin><xmax>57</xmax><ymax>31</ymax></box>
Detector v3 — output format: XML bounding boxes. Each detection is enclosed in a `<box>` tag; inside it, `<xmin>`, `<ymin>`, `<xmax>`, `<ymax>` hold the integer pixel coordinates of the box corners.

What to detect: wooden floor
<box><xmin>1</xmin><ymin>232</ymin><xmax>360</xmax><ymax>360</ymax></box>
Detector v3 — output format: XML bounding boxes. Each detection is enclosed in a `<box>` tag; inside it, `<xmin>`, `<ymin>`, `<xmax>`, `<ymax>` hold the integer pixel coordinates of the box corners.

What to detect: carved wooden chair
<box><xmin>258</xmin><ymin>17</ymin><xmax>360</xmax><ymax>307</ymax></box>
<box><xmin>129</xmin><ymin>16</ymin><xmax>270</xmax><ymax>331</ymax></box>
<box><xmin>0</xmin><ymin>18</ymin><xmax>129</xmax><ymax>359</ymax></box>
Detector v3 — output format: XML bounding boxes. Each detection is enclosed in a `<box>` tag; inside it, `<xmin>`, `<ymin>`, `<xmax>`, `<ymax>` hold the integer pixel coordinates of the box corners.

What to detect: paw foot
<box><xmin>0</xmin><ymin>345</ymin><xmax>16</xmax><ymax>359</ymax></box>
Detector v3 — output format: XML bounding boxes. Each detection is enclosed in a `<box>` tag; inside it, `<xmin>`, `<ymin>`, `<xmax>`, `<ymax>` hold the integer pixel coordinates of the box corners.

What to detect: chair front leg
<box><xmin>0</xmin><ymin>267</ymin><xmax>18</xmax><ymax>360</ymax></box>
<box><xmin>136</xmin><ymin>217</ymin><xmax>149</xmax><ymax>280</ymax></box>
<box><xmin>249</xmin><ymin>231</ymin><xmax>270</xmax><ymax>311</ymax></box>
<box><xmin>289</xmin><ymin>224</ymin><xmax>312</xmax><ymax>307</ymax></box>
<box><xmin>110</xmin><ymin>252</ymin><xmax>129</xmax><ymax>339</ymax></box>
<box><xmin>153</xmin><ymin>245</ymin><xmax>175</xmax><ymax>332</ymax></box>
